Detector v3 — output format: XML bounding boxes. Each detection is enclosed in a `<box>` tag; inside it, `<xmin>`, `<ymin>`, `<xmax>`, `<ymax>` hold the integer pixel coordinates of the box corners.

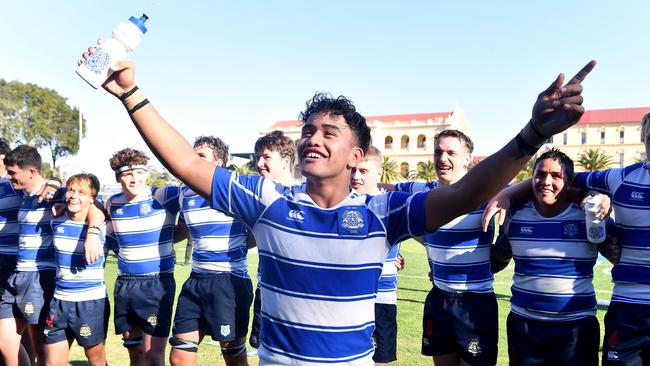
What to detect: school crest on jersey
<box><xmin>79</xmin><ymin>324</ymin><xmax>92</xmax><ymax>338</ymax></box>
<box><xmin>339</xmin><ymin>209</ymin><xmax>366</xmax><ymax>235</ymax></box>
<box><xmin>467</xmin><ymin>338</ymin><xmax>482</xmax><ymax>356</ymax></box>
<box><xmin>220</xmin><ymin>325</ymin><xmax>231</xmax><ymax>337</ymax></box>
<box><xmin>139</xmin><ymin>203</ymin><xmax>152</xmax><ymax>216</ymax></box>
<box><xmin>562</xmin><ymin>223</ymin><xmax>580</xmax><ymax>238</ymax></box>
<box><xmin>147</xmin><ymin>314</ymin><xmax>158</xmax><ymax>327</ymax></box>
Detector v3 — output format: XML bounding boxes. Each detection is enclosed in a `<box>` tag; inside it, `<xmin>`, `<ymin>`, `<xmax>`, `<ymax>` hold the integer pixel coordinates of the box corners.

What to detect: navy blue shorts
<box><xmin>507</xmin><ymin>312</ymin><xmax>599</xmax><ymax>366</ymax></box>
<box><xmin>173</xmin><ymin>272</ymin><xmax>253</xmax><ymax>342</ymax></box>
<box><xmin>249</xmin><ymin>285</ymin><xmax>262</xmax><ymax>349</ymax></box>
<box><xmin>113</xmin><ymin>274</ymin><xmax>175</xmax><ymax>337</ymax></box>
<box><xmin>602</xmin><ymin>301</ymin><xmax>650</xmax><ymax>365</ymax></box>
<box><xmin>45</xmin><ymin>297</ymin><xmax>110</xmax><ymax>347</ymax></box>
<box><xmin>0</xmin><ymin>270</ymin><xmax>55</xmax><ymax>325</ymax></box>
<box><xmin>373</xmin><ymin>303</ymin><xmax>397</xmax><ymax>363</ymax></box>
<box><xmin>0</xmin><ymin>254</ymin><xmax>17</xmax><ymax>296</ymax></box>
<box><xmin>422</xmin><ymin>286</ymin><xmax>498</xmax><ymax>366</ymax></box>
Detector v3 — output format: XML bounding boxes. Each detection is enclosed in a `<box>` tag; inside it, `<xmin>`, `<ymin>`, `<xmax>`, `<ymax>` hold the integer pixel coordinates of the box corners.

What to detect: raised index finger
<box><xmin>566</xmin><ymin>60</ymin><xmax>597</xmax><ymax>85</ymax></box>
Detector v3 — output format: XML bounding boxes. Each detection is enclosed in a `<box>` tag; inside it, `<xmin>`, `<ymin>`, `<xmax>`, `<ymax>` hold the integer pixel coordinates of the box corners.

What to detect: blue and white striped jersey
<box><xmin>16</xmin><ymin>187</ymin><xmax>63</xmax><ymax>272</ymax></box>
<box><xmin>376</xmin><ymin>243</ymin><xmax>401</xmax><ymax>305</ymax></box>
<box><xmin>51</xmin><ymin>216</ymin><xmax>107</xmax><ymax>301</ymax></box>
<box><xmin>574</xmin><ymin>162</ymin><xmax>650</xmax><ymax>305</ymax></box>
<box><xmin>395</xmin><ymin>181</ymin><xmax>495</xmax><ymax>293</ymax></box>
<box><xmin>106</xmin><ymin>186</ymin><xmax>181</xmax><ymax>276</ymax></box>
<box><xmin>179</xmin><ymin>187</ymin><xmax>249</xmax><ymax>277</ymax></box>
<box><xmin>500</xmin><ymin>202</ymin><xmax>599</xmax><ymax>321</ymax></box>
<box><xmin>0</xmin><ymin>179</ymin><xmax>23</xmax><ymax>257</ymax></box>
<box><xmin>210</xmin><ymin>168</ymin><xmax>427</xmax><ymax>365</ymax></box>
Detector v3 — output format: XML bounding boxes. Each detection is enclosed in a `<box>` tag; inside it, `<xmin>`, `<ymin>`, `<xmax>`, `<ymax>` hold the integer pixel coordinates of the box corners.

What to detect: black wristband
<box><xmin>528</xmin><ymin>120</ymin><xmax>549</xmax><ymax>140</ymax></box>
<box><xmin>515</xmin><ymin>133</ymin><xmax>539</xmax><ymax>155</ymax></box>
<box><xmin>128</xmin><ymin>99</ymin><xmax>150</xmax><ymax>115</ymax></box>
<box><xmin>119</xmin><ymin>86</ymin><xmax>139</xmax><ymax>102</ymax></box>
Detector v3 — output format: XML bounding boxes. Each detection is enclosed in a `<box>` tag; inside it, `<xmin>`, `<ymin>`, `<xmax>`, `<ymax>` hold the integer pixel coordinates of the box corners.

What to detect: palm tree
<box><xmin>409</xmin><ymin>160</ymin><xmax>437</xmax><ymax>182</ymax></box>
<box><xmin>226</xmin><ymin>161</ymin><xmax>258</xmax><ymax>175</ymax></box>
<box><xmin>577</xmin><ymin>148</ymin><xmax>613</xmax><ymax>171</ymax></box>
<box><xmin>380</xmin><ymin>156</ymin><xmax>401</xmax><ymax>183</ymax></box>
<box><xmin>513</xmin><ymin>156</ymin><xmax>537</xmax><ymax>183</ymax></box>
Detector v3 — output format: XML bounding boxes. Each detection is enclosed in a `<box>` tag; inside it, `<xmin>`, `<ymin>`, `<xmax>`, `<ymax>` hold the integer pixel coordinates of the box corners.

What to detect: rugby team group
<box><xmin>0</xmin><ymin>54</ymin><xmax>648</xmax><ymax>366</ymax></box>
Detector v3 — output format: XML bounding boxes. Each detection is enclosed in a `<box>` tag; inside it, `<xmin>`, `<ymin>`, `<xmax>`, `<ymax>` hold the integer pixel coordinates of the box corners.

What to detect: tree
<box><xmin>577</xmin><ymin>148</ymin><xmax>613</xmax><ymax>171</ymax></box>
<box><xmin>147</xmin><ymin>166</ymin><xmax>180</xmax><ymax>187</ymax></box>
<box><xmin>513</xmin><ymin>155</ymin><xmax>538</xmax><ymax>183</ymax></box>
<box><xmin>0</xmin><ymin>80</ymin><xmax>86</xmax><ymax>168</ymax></box>
<box><xmin>409</xmin><ymin>160</ymin><xmax>437</xmax><ymax>182</ymax></box>
<box><xmin>380</xmin><ymin>156</ymin><xmax>401</xmax><ymax>183</ymax></box>
<box><xmin>226</xmin><ymin>161</ymin><xmax>258</xmax><ymax>175</ymax></box>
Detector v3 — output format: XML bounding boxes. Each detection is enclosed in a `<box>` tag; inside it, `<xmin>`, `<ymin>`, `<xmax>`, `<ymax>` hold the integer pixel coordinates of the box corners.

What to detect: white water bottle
<box><xmin>76</xmin><ymin>14</ymin><xmax>149</xmax><ymax>89</ymax></box>
<box><xmin>584</xmin><ymin>195</ymin><xmax>606</xmax><ymax>244</ymax></box>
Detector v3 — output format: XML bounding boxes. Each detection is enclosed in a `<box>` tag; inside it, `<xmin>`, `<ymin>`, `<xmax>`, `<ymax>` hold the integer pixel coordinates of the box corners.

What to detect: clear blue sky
<box><xmin>2</xmin><ymin>1</ymin><xmax>649</xmax><ymax>183</ymax></box>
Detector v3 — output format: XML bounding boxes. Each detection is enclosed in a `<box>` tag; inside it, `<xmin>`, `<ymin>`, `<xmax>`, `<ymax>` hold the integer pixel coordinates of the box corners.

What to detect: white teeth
<box><xmin>306</xmin><ymin>153</ymin><xmax>322</xmax><ymax>159</ymax></box>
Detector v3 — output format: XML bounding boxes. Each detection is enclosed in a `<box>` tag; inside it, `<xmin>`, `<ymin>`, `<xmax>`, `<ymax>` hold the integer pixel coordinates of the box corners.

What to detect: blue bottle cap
<box><xmin>128</xmin><ymin>14</ymin><xmax>149</xmax><ymax>34</ymax></box>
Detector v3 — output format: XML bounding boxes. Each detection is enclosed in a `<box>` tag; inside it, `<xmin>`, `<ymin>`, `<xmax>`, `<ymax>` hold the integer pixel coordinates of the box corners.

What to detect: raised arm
<box><xmin>424</xmin><ymin>60</ymin><xmax>596</xmax><ymax>231</ymax></box>
<box><xmin>79</xmin><ymin>47</ymin><xmax>215</xmax><ymax>200</ymax></box>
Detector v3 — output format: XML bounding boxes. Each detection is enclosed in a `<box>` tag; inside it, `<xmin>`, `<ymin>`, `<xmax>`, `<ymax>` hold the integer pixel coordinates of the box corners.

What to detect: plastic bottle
<box><xmin>584</xmin><ymin>195</ymin><xmax>606</xmax><ymax>244</ymax></box>
<box><xmin>76</xmin><ymin>14</ymin><xmax>149</xmax><ymax>89</ymax></box>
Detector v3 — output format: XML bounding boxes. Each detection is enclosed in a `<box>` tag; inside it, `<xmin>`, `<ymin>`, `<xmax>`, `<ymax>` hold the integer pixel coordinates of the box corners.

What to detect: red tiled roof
<box><xmin>268</xmin><ymin>112</ymin><xmax>452</xmax><ymax>130</ymax></box>
<box><xmin>578</xmin><ymin>107</ymin><xmax>650</xmax><ymax>125</ymax></box>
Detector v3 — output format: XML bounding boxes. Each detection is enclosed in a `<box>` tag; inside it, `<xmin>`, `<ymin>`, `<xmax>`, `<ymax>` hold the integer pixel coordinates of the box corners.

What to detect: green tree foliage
<box><xmin>0</xmin><ymin>79</ymin><xmax>85</xmax><ymax>168</ymax></box>
<box><xmin>226</xmin><ymin>161</ymin><xmax>258</xmax><ymax>175</ymax></box>
<box><xmin>409</xmin><ymin>160</ymin><xmax>437</xmax><ymax>182</ymax></box>
<box><xmin>577</xmin><ymin>148</ymin><xmax>613</xmax><ymax>171</ymax></box>
<box><xmin>380</xmin><ymin>156</ymin><xmax>401</xmax><ymax>183</ymax></box>
<box><xmin>147</xmin><ymin>166</ymin><xmax>180</xmax><ymax>187</ymax></box>
<box><xmin>513</xmin><ymin>155</ymin><xmax>538</xmax><ymax>183</ymax></box>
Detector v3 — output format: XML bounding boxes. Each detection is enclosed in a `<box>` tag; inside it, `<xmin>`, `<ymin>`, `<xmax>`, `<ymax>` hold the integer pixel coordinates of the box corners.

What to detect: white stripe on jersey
<box><xmin>574</xmin><ymin>162</ymin><xmax>650</xmax><ymax>304</ymax></box>
<box><xmin>16</xmin><ymin>191</ymin><xmax>58</xmax><ymax>271</ymax></box>
<box><xmin>211</xmin><ymin>168</ymin><xmax>426</xmax><ymax>365</ymax></box>
<box><xmin>376</xmin><ymin>243</ymin><xmax>400</xmax><ymax>305</ymax></box>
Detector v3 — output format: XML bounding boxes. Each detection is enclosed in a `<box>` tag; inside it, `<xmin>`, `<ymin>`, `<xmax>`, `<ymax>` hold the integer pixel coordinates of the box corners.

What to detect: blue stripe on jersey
<box><xmin>511</xmin><ymin>286</ymin><xmax>596</xmax><ymax>313</ymax></box>
<box><xmin>397</xmin><ymin>180</ymin><xmax>495</xmax><ymax>292</ymax></box>
<box><xmin>210</xmin><ymin>168</ymin><xmax>425</xmax><ymax>365</ymax></box>
<box><xmin>261</xmin><ymin>312</ymin><xmax>375</xmax><ymax>362</ymax></box>
<box><xmin>108</xmin><ymin>187</ymin><xmax>180</xmax><ymax>275</ymax></box>
<box><xmin>513</xmin><ymin>258</ymin><xmax>597</xmax><ymax>278</ymax></box>
<box><xmin>574</xmin><ymin>163</ymin><xmax>650</xmax><ymax>304</ymax></box>
<box><xmin>180</xmin><ymin>188</ymin><xmax>249</xmax><ymax>276</ymax></box>
<box><xmin>377</xmin><ymin>243</ymin><xmax>400</xmax><ymax>293</ymax></box>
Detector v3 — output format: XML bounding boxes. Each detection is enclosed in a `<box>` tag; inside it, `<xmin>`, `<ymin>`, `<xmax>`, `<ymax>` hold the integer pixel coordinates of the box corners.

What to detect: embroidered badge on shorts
<box><xmin>80</xmin><ymin>324</ymin><xmax>92</xmax><ymax>338</ymax></box>
<box><xmin>147</xmin><ymin>314</ymin><xmax>158</xmax><ymax>327</ymax></box>
<box><xmin>220</xmin><ymin>325</ymin><xmax>231</xmax><ymax>337</ymax></box>
<box><xmin>467</xmin><ymin>338</ymin><xmax>482</xmax><ymax>356</ymax></box>
<box><xmin>24</xmin><ymin>302</ymin><xmax>34</xmax><ymax>316</ymax></box>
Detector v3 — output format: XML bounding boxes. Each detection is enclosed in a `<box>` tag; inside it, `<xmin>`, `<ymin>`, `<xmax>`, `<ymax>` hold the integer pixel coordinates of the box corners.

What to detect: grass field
<box><xmin>65</xmin><ymin>239</ymin><xmax>614</xmax><ymax>365</ymax></box>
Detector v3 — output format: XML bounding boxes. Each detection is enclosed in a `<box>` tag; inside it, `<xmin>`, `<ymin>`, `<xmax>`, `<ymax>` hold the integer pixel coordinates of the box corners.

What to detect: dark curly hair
<box><xmin>255</xmin><ymin>130</ymin><xmax>296</xmax><ymax>165</ymax></box>
<box><xmin>534</xmin><ymin>148</ymin><xmax>574</xmax><ymax>182</ymax></box>
<box><xmin>4</xmin><ymin>145</ymin><xmax>41</xmax><ymax>171</ymax></box>
<box><xmin>109</xmin><ymin>148</ymin><xmax>149</xmax><ymax>171</ymax></box>
<box><xmin>194</xmin><ymin>136</ymin><xmax>229</xmax><ymax>165</ymax></box>
<box><xmin>299</xmin><ymin>92</ymin><xmax>371</xmax><ymax>154</ymax></box>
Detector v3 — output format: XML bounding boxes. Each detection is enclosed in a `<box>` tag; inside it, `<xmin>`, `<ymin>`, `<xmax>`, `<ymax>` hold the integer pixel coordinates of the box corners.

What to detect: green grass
<box><xmin>65</xmin><ymin>240</ymin><xmax>614</xmax><ymax>365</ymax></box>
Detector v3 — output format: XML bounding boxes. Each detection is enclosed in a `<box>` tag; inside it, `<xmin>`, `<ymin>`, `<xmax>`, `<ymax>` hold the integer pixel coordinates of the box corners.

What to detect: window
<box><xmin>620</xmin><ymin>152</ymin><xmax>625</xmax><ymax>167</ymax></box>
<box><xmin>581</xmin><ymin>132</ymin><xmax>587</xmax><ymax>145</ymax></box>
<box><xmin>400</xmin><ymin>162</ymin><xmax>409</xmax><ymax>178</ymax></box>
<box><xmin>620</xmin><ymin>130</ymin><xmax>625</xmax><ymax>143</ymax></box>
<box><xmin>401</xmin><ymin>135</ymin><xmax>410</xmax><ymax>149</ymax></box>
<box><xmin>563</xmin><ymin>133</ymin><xmax>568</xmax><ymax>145</ymax></box>
<box><xmin>384</xmin><ymin>136</ymin><xmax>393</xmax><ymax>149</ymax></box>
<box><xmin>417</xmin><ymin>135</ymin><xmax>426</xmax><ymax>149</ymax></box>
<box><xmin>601</xmin><ymin>131</ymin><xmax>605</xmax><ymax>144</ymax></box>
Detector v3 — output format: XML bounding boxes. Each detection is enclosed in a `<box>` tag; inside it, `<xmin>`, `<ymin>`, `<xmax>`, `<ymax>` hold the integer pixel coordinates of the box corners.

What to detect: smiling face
<box><xmin>5</xmin><ymin>164</ymin><xmax>35</xmax><ymax>190</ymax></box>
<box><xmin>297</xmin><ymin>112</ymin><xmax>363</xmax><ymax>181</ymax></box>
<box><xmin>255</xmin><ymin>149</ymin><xmax>291</xmax><ymax>180</ymax></box>
<box><xmin>433</xmin><ymin>136</ymin><xmax>471</xmax><ymax>186</ymax></box>
<box><xmin>351</xmin><ymin>158</ymin><xmax>382</xmax><ymax>195</ymax></box>
<box><xmin>117</xmin><ymin>168</ymin><xmax>149</xmax><ymax>201</ymax></box>
<box><xmin>532</xmin><ymin>157</ymin><xmax>571</xmax><ymax>208</ymax></box>
<box><xmin>65</xmin><ymin>180</ymin><xmax>94</xmax><ymax>219</ymax></box>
